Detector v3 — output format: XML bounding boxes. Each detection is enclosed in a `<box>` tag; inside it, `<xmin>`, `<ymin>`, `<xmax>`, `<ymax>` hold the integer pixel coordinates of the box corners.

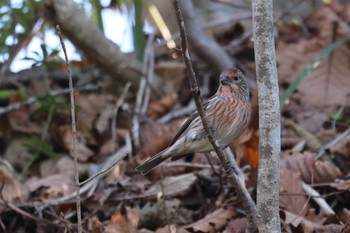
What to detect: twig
<box><xmin>159</xmin><ymin>167</ymin><xmax>171</xmax><ymax>232</ymax></box>
<box><xmin>56</xmin><ymin>25</ymin><xmax>82</xmax><ymax>233</ymax></box>
<box><xmin>172</xmin><ymin>1</ymin><xmax>257</xmax><ymax>232</ymax></box>
<box><xmin>132</xmin><ymin>35</ymin><xmax>155</xmax><ymax>149</ymax></box>
<box><xmin>316</xmin><ymin>127</ymin><xmax>350</xmax><ymax>159</ymax></box>
<box><xmin>178</xmin><ymin>0</ymin><xmax>234</xmax><ymax>75</ymax></box>
<box><xmin>111</xmin><ymin>82</ymin><xmax>131</xmax><ymax>152</ymax></box>
<box><xmin>60</xmin><ymin>212</ymin><xmax>72</xmax><ymax>233</ymax></box>
<box><xmin>0</xmin><ymin>84</ymin><xmax>97</xmax><ymax>116</ymax></box>
<box><xmin>284</xmin><ymin>119</ymin><xmax>321</xmax><ymax>150</ymax></box>
<box><xmin>301</xmin><ymin>182</ymin><xmax>335</xmax><ymax>215</ymax></box>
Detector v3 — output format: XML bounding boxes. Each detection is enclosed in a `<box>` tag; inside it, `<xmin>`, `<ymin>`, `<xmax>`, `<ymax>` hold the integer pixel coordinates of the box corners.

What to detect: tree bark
<box><xmin>43</xmin><ymin>0</ymin><xmax>164</xmax><ymax>94</ymax></box>
<box><xmin>252</xmin><ymin>0</ymin><xmax>281</xmax><ymax>232</ymax></box>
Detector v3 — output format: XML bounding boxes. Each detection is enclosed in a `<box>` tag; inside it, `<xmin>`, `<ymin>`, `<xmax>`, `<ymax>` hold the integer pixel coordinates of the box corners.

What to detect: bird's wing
<box><xmin>168</xmin><ymin>100</ymin><xmax>212</xmax><ymax>146</ymax></box>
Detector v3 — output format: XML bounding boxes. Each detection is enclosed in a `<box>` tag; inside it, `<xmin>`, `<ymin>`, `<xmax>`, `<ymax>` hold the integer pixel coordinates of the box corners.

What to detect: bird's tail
<box><xmin>135</xmin><ymin>149</ymin><xmax>173</xmax><ymax>175</ymax></box>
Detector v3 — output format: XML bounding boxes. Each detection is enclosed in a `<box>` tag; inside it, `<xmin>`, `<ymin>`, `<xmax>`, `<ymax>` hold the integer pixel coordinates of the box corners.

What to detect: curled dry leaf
<box><xmin>230</xmin><ymin>129</ymin><xmax>259</xmax><ymax>168</ymax></box>
<box><xmin>144</xmin><ymin>173</ymin><xmax>197</xmax><ymax>197</ymax></box>
<box><xmin>25</xmin><ymin>173</ymin><xmax>75</xmax><ymax>199</ymax></box>
<box><xmin>330</xmin><ymin>179</ymin><xmax>350</xmax><ymax>191</ymax></box>
<box><xmin>277</xmin><ymin>6</ymin><xmax>350</xmax><ymax>106</ymax></box>
<box><xmin>146</xmin><ymin>93</ymin><xmax>178</xmax><ymax>120</ymax></box>
<box><xmin>331</xmin><ymin>134</ymin><xmax>350</xmax><ymax>158</ymax></box>
<box><xmin>61</xmin><ymin>127</ymin><xmax>94</xmax><ymax>162</ymax></box>
<box><xmin>105</xmin><ymin>206</ymin><xmax>139</xmax><ymax>233</ymax></box>
<box><xmin>0</xmin><ymin>166</ymin><xmax>28</xmax><ymax>203</ymax></box>
<box><xmin>281</xmin><ymin>151</ymin><xmax>342</xmax><ymax>184</ymax></box>
<box><xmin>185</xmin><ymin>207</ymin><xmax>236</xmax><ymax>233</ymax></box>
<box><xmin>281</xmin><ymin>210</ymin><xmax>325</xmax><ymax>233</ymax></box>
<box><xmin>224</xmin><ymin>218</ymin><xmax>247</xmax><ymax>233</ymax></box>
<box><xmin>280</xmin><ymin>168</ymin><xmax>309</xmax><ymax>216</ymax></box>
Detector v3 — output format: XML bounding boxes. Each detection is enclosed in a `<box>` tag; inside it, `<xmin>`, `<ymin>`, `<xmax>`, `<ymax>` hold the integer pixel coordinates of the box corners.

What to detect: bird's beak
<box><xmin>220</xmin><ymin>75</ymin><xmax>230</xmax><ymax>85</ymax></box>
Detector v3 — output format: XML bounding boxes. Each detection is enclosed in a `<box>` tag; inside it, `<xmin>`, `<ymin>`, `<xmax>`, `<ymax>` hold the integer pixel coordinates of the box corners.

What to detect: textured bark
<box><xmin>43</xmin><ymin>0</ymin><xmax>164</xmax><ymax>94</ymax></box>
<box><xmin>252</xmin><ymin>0</ymin><xmax>281</xmax><ymax>232</ymax></box>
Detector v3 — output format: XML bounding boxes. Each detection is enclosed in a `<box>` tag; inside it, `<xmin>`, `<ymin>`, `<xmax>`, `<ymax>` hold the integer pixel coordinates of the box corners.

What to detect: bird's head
<box><xmin>218</xmin><ymin>68</ymin><xmax>250</xmax><ymax>101</ymax></box>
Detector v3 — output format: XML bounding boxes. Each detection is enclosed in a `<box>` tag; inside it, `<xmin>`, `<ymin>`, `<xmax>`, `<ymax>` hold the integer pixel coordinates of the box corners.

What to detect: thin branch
<box><xmin>178</xmin><ymin>0</ymin><xmax>234</xmax><ymax>75</ymax></box>
<box><xmin>56</xmin><ymin>25</ymin><xmax>82</xmax><ymax>233</ymax></box>
<box><xmin>111</xmin><ymin>82</ymin><xmax>132</xmax><ymax>152</ymax></box>
<box><xmin>0</xmin><ymin>84</ymin><xmax>97</xmax><ymax>116</ymax></box>
<box><xmin>172</xmin><ymin>1</ymin><xmax>257</xmax><ymax>232</ymax></box>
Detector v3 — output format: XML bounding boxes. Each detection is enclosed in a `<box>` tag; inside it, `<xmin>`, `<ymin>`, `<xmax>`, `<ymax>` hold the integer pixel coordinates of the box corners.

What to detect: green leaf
<box><xmin>24</xmin><ymin>135</ymin><xmax>57</xmax><ymax>159</ymax></box>
<box><xmin>280</xmin><ymin>38</ymin><xmax>348</xmax><ymax>107</ymax></box>
<box><xmin>0</xmin><ymin>89</ymin><xmax>17</xmax><ymax>99</ymax></box>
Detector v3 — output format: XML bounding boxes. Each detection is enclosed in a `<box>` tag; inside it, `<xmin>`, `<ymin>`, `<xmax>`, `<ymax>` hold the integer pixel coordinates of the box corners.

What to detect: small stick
<box><xmin>56</xmin><ymin>25</ymin><xmax>82</xmax><ymax>233</ymax></box>
<box><xmin>172</xmin><ymin>1</ymin><xmax>257</xmax><ymax>231</ymax></box>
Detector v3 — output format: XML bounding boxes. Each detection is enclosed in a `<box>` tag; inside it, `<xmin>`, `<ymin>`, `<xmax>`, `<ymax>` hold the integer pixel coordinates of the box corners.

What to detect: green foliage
<box><xmin>0</xmin><ymin>89</ymin><xmax>17</xmax><ymax>99</ymax></box>
<box><xmin>330</xmin><ymin>111</ymin><xmax>350</xmax><ymax>125</ymax></box>
<box><xmin>280</xmin><ymin>38</ymin><xmax>348</xmax><ymax>107</ymax></box>
<box><xmin>133</xmin><ymin>0</ymin><xmax>145</xmax><ymax>61</ymax></box>
<box><xmin>37</xmin><ymin>93</ymin><xmax>70</xmax><ymax>114</ymax></box>
<box><xmin>90</xmin><ymin>0</ymin><xmax>104</xmax><ymax>32</ymax></box>
<box><xmin>0</xmin><ymin>0</ymin><xmax>41</xmax><ymax>63</ymax></box>
<box><xmin>23</xmin><ymin>42</ymin><xmax>60</xmax><ymax>67</ymax></box>
<box><xmin>24</xmin><ymin>135</ymin><xmax>57</xmax><ymax>159</ymax></box>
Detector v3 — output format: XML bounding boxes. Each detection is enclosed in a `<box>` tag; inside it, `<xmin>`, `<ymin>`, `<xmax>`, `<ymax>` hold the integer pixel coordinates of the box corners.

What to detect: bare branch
<box><xmin>178</xmin><ymin>0</ymin><xmax>234</xmax><ymax>75</ymax></box>
<box><xmin>56</xmin><ymin>25</ymin><xmax>82</xmax><ymax>233</ymax></box>
<box><xmin>172</xmin><ymin>0</ymin><xmax>257</xmax><ymax>231</ymax></box>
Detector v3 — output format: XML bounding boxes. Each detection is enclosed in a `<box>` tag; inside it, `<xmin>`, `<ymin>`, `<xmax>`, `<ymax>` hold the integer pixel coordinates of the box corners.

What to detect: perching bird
<box><xmin>136</xmin><ymin>68</ymin><xmax>251</xmax><ymax>175</ymax></box>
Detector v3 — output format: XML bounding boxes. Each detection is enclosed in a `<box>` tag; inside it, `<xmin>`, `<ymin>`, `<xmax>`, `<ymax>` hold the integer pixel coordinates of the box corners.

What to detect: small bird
<box><xmin>136</xmin><ymin>68</ymin><xmax>251</xmax><ymax>175</ymax></box>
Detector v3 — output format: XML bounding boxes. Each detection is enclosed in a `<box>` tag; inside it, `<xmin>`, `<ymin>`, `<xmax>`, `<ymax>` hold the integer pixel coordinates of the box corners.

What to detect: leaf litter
<box><xmin>1</xmin><ymin>1</ymin><xmax>350</xmax><ymax>232</ymax></box>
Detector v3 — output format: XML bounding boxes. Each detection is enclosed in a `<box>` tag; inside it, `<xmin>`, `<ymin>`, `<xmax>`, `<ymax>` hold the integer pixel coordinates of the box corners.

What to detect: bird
<box><xmin>136</xmin><ymin>68</ymin><xmax>251</xmax><ymax>175</ymax></box>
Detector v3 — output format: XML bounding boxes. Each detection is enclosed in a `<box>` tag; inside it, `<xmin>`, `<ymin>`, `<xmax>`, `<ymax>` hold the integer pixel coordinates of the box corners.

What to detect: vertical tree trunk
<box><xmin>252</xmin><ymin>0</ymin><xmax>281</xmax><ymax>232</ymax></box>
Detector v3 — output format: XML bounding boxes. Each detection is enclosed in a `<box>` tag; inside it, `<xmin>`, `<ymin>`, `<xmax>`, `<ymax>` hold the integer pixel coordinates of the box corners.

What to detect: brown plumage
<box><xmin>136</xmin><ymin>68</ymin><xmax>251</xmax><ymax>175</ymax></box>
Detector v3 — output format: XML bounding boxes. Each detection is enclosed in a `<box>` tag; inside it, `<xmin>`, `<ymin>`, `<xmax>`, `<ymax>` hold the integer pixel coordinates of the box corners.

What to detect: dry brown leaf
<box><xmin>280</xmin><ymin>169</ymin><xmax>309</xmax><ymax>216</ymax></box>
<box><xmin>185</xmin><ymin>207</ymin><xmax>236</xmax><ymax>233</ymax></box>
<box><xmin>281</xmin><ymin>210</ymin><xmax>325</xmax><ymax>233</ymax></box>
<box><xmin>3</xmin><ymin>139</ymin><xmax>32</xmax><ymax>170</ymax></box>
<box><xmin>76</xmin><ymin>94</ymin><xmax>116</xmax><ymax>131</ymax></box>
<box><xmin>25</xmin><ymin>173</ymin><xmax>74</xmax><ymax>199</ymax></box>
<box><xmin>281</xmin><ymin>151</ymin><xmax>342</xmax><ymax>183</ymax></box>
<box><xmin>321</xmin><ymin>224</ymin><xmax>343</xmax><ymax>233</ymax></box>
<box><xmin>155</xmin><ymin>224</ymin><xmax>190</xmax><ymax>233</ymax></box>
<box><xmin>105</xmin><ymin>207</ymin><xmax>139</xmax><ymax>233</ymax></box>
<box><xmin>331</xmin><ymin>134</ymin><xmax>350</xmax><ymax>158</ymax></box>
<box><xmin>146</xmin><ymin>93</ymin><xmax>178</xmax><ymax>120</ymax></box>
<box><xmin>242</xmin><ymin>130</ymin><xmax>259</xmax><ymax>169</ymax></box>
<box><xmin>330</xmin><ymin>179</ymin><xmax>350</xmax><ymax>190</ymax></box>
<box><xmin>144</xmin><ymin>173</ymin><xmax>197</xmax><ymax>197</ymax></box>
<box><xmin>224</xmin><ymin>218</ymin><xmax>246</xmax><ymax>233</ymax></box>
<box><xmin>61</xmin><ymin>128</ymin><xmax>94</xmax><ymax>162</ymax></box>
<box><xmin>277</xmin><ymin>6</ymin><xmax>350</xmax><ymax>106</ymax></box>
<box><xmin>88</xmin><ymin>216</ymin><xmax>104</xmax><ymax>233</ymax></box>
<box><xmin>0</xmin><ymin>165</ymin><xmax>28</xmax><ymax>203</ymax></box>
<box><xmin>155</xmin><ymin>61</ymin><xmax>186</xmax><ymax>93</ymax></box>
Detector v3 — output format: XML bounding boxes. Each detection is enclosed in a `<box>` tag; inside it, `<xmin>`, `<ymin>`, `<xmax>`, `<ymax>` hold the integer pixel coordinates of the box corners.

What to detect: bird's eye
<box><xmin>233</xmin><ymin>76</ymin><xmax>239</xmax><ymax>81</ymax></box>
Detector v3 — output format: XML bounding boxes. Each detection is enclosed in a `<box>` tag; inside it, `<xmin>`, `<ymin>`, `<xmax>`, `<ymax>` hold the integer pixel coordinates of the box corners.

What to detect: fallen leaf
<box><xmin>25</xmin><ymin>173</ymin><xmax>74</xmax><ymax>199</ymax></box>
<box><xmin>105</xmin><ymin>206</ymin><xmax>139</xmax><ymax>233</ymax></box>
<box><xmin>144</xmin><ymin>173</ymin><xmax>197</xmax><ymax>197</ymax></box>
<box><xmin>281</xmin><ymin>151</ymin><xmax>342</xmax><ymax>183</ymax></box>
<box><xmin>0</xmin><ymin>165</ymin><xmax>28</xmax><ymax>203</ymax></box>
<box><xmin>3</xmin><ymin>139</ymin><xmax>32</xmax><ymax>170</ymax></box>
<box><xmin>277</xmin><ymin>6</ymin><xmax>350</xmax><ymax>106</ymax></box>
<box><xmin>185</xmin><ymin>207</ymin><xmax>236</xmax><ymax>233</ymax></box>
<box><xmin>61</xmin><ymin>128</ymin><xmax>94</xmax><ymax>162</ymax></box>
<box><xmin>280</xmin><ymin>169</ymin><xmax>309</xmax><ymax>216</ymax></box>
<box><xmin>146</xmin><ymin>93</ymin><xmax>178</xmax><ymax>120</ymax></box>
<box><xmin>224</xmin><ymin>217</ymin><xmax>246</xmax><ymax>233</ymax></box>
